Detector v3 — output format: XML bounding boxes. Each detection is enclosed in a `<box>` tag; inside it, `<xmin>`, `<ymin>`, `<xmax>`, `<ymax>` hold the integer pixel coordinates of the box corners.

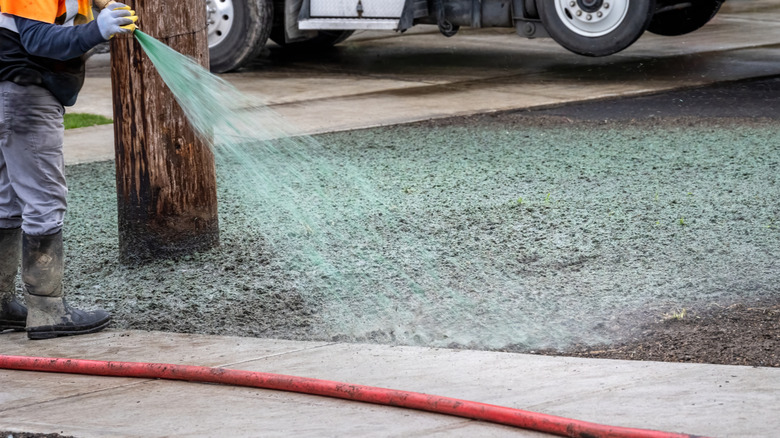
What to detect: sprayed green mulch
<box><xmin>59</xmin><ymin>116</ymin><xmax>779</xmax><ymax>351</ymax></box>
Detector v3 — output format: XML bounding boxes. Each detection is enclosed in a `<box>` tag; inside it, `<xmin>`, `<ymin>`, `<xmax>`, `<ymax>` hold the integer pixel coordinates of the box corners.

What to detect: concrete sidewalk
<box><xmin>63</xmin><ymin>1</ymin><xmax>780</xmax><ymax>164</ymax></box>
<box><xmin>1</xmin><ymin>329</ymin><xmax>778</xmax><ymax>437</ymax></box>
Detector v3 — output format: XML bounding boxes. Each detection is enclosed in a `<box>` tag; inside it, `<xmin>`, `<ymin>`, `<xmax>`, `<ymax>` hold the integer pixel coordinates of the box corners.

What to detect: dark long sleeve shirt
<box><xmin>14</xmin><ymin>16</ymin><xmax>105</xmax><ymax>61</ymax></box>
<box><xmin>0</xmin><ymin>14</ymin><xmax>106</xmax><ymax>105</ymax></box>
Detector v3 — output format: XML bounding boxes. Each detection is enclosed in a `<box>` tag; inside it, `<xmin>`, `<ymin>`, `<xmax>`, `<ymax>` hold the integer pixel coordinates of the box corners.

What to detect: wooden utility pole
<box><xmin>110</xmin><ymin>0</ymin><xmax>219</xmax><ymax>264</ymax></box>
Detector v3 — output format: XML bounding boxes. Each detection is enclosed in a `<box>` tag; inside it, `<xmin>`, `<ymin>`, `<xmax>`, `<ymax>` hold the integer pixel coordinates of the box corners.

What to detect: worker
<box><xmin>0</xmin><ymin>1</ymin><xmax>137</xmax><ymax>339</ymax></box>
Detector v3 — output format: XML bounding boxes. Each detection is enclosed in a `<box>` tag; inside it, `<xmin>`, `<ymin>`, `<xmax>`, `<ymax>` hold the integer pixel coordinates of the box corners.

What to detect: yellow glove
<box><xmin>114</xmin><ymin>5</ymin><xmax>139</xmax><ymax>33</ymax></box>
<box><xmin>96</xmin><ymin>1</ymin><xmax>139</xmax><ymax>38</ymax></box>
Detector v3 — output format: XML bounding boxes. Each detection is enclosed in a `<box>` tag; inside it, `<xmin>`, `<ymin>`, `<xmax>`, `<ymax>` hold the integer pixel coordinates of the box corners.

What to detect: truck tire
<box><xmin>647</xmin><ymin>0</ymin><xmax>723</xmax><ymax>36</ymax></box>
<box><xmin>537</xmin><ymin>0</ymin><xmax>656</xmax><ymax>56</ymax></box>
<box><xmin>207</xmin><ymin>0</ymin><xmax>273</xmax><ymax>73</ymax></box>
<box><xmin>270</xmin><ymin>30</ymin><xmax>354</xmax><ymax>51</ymax></box>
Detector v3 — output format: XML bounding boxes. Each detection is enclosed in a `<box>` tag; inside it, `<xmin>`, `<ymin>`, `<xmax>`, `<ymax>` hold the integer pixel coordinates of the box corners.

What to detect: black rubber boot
<box><xmin>0</xmin><ymin>227</ymin><xmax>27</xmax><ymax>331</ymax></box>
<box><xmin>25</xmin><ymin>294</ymin><xmax>111</xmax><ymax>340</ymax></box>
<box><xmin>23</xmin><ymin>231</ymin><xmax>111</xmax><ymax>340</ymax></box>
<box><xmin>0</xmin><ymin>298</ymin><xmax>27</xmax><ymax>331</ymax></box>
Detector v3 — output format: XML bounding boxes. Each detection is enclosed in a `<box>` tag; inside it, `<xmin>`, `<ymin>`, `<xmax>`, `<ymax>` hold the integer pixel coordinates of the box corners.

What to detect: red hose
<box><xmin>0</xmin><ymin>355</ymin><xmax>705</xmax><ymax>438</ymax></box>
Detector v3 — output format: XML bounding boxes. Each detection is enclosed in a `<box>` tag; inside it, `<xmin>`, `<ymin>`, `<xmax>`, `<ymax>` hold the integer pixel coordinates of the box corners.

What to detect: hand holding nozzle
<box><xmin>96</xmin><ymin>1</ymin><xmax>139</xmax><ymax>39</ymax></box>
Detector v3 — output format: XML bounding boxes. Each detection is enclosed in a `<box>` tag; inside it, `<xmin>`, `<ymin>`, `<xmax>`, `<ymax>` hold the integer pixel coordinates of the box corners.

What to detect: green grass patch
<box><xmin>64</xmin><ymin>113</ymin><xmax>112</xmax><ymax>130</ymax></box>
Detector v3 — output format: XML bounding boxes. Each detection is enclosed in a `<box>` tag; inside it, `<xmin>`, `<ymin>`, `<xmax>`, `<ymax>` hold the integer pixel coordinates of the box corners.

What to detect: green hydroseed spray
<box><xmin>132</xmin><ymin>30</ymin><xmax>584</xmax><ymax>349</ymax></box>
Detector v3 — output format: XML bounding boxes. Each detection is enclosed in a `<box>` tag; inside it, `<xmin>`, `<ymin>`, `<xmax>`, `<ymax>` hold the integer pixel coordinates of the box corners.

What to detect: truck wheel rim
<box><xmin>554</xmin><ymin>0</ymin><xmax>629</xmax><ymax>37</ymax></box>
<box><xmin>206</xmin><ymin>0</ymin><xmax>235</xmax><ymax>48</ymax></box>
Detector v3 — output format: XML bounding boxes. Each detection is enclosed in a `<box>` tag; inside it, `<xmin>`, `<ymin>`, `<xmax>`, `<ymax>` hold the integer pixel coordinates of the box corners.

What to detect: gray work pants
<box><xmin>0</xmin><ymin>81</ymin><xmax>67</xmax><ymax>236</ymax></box>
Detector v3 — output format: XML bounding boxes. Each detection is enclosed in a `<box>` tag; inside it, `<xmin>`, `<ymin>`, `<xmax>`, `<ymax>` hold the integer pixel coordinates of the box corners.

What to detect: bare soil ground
<box><xmin>536</xmin><ymin>300</ymin><xmax>780</xmax><ymax>367</ymax></box>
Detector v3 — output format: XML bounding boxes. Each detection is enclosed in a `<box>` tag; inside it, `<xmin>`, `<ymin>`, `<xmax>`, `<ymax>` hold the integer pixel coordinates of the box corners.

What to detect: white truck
<box><xmin>204</xmin><ymin>0</ymin><xmax>725</xmax><ymax>73</ymax></box>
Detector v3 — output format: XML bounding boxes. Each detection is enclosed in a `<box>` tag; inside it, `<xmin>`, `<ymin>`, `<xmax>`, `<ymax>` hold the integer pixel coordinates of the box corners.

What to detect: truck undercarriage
<box><xmin>205</xmin><ymin>0</ymin><xmax>725</xmax><ymax>73</ymax></box>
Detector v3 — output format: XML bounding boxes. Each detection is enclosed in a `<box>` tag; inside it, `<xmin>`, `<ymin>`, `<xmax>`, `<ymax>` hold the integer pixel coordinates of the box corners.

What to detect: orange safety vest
<box><xmin>0</xmin><ymin>0</ymin><xmax>96</xmax><ymax>105</ymax></box>
<box><xmin>0</xmin><ymin>0</ymin><xmax>93</xmax><ymax>25</ymax></box>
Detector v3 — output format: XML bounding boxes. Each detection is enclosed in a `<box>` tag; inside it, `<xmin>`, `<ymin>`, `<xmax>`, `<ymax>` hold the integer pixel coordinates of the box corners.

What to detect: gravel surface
<box><xmin>56</xmin><ymin>107</ymin><xmax>779</xmax><ymax>355</ymax></box>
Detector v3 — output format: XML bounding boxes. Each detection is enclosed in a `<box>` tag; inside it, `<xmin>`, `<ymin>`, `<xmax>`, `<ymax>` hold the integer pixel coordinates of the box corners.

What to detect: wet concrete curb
<box><xmin>1</xmin><ymin>329</ymin><xmax>778</xmax><ymax>437</ymax></box>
